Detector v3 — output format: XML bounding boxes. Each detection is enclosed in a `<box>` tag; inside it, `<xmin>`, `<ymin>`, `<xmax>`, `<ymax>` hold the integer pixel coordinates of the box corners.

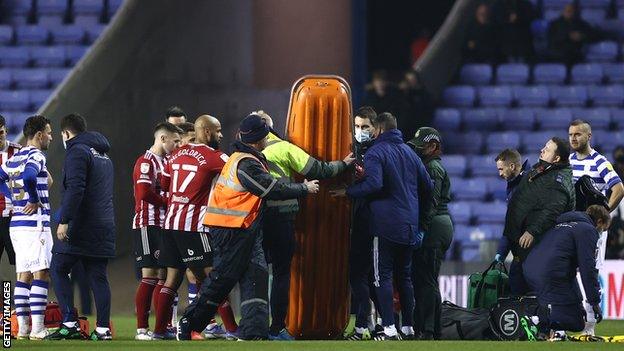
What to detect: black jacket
<box><xmin>53</xmin><ymin>131</ymin><xmax>115</xmax><ymax>258</ymax></box>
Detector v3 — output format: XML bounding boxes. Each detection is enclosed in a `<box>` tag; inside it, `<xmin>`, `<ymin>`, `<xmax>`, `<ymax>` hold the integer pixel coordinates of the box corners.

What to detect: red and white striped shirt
<box><xmin>132</xmin><ymin>150</ymin><xmax>167</xmax><ymax>229</ymax></box>
<box><xmin>162</xmin><ymin>143</ymin><xmax>228</xmax><ymax>232</ymax></box>
<box><xmin>0</xmin><ymin>141</ymin><xmax>21</xmax><ymax>217</ymax></box>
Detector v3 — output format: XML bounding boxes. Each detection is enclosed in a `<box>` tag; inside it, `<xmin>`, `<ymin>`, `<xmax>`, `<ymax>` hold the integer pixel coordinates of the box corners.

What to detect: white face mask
<box><xmin>355</xmin><ymin>129</ymin><xmax>371</xmax><ymax>143</ymax></box>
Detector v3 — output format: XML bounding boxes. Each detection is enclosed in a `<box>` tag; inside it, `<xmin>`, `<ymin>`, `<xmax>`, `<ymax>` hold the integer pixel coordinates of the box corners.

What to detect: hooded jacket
<box><xmin>53</xmin><ymin>131</ymin><xmax>115</xmax><ymax>258</ymax></box>
<box><xmin>523</xmin><ymin>211</ymin><xmax>601</xmax><ymax>306</ymax></box>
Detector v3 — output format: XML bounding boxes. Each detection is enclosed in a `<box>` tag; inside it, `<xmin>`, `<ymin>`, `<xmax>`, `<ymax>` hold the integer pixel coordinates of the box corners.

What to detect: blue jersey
<box><xmin>570</xmin><ymin>150</ymin><xmax>622</xmax><ymax>194</ymax></box>
<box><xmin>0</xmin><ymin>146</ymin><xmax>50</xmax><ymax>231</ymax></box>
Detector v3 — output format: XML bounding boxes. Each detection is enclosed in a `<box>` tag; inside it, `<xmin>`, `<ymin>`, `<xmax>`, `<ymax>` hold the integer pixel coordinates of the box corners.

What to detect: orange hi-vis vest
<box><xmin>203</xmin><ymin>152</ymin><xmax>266</xmax><ymax>229</ymax></box>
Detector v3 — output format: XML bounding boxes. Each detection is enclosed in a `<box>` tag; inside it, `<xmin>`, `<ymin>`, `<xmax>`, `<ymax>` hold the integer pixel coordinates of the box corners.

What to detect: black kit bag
<box><xmin>440</xmin><ymin>301</ymin><xmax>495</xmax><ymax>340</ymax></box>
<box><xmin>489</xmin><ymin>296</ymin><xmax>540</xmax><ymax>341</ymax></box>
<box><xmin>575</xmin><ymin>175</ymin><xmax>609</xmax><ymax>211</ymax></box>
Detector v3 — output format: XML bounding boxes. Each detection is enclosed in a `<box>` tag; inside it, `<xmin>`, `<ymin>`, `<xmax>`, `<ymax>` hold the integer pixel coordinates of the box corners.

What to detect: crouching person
<box><xmin>522</xmin><ymin>205</ymin><xmax>609</xmax><ymax>341</ymax></box>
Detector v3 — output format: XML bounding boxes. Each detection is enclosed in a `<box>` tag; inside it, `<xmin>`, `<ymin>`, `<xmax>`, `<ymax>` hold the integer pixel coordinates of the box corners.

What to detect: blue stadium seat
<box><xmin>5</xmin><ymin>0</ymin><xmax>33</xmax><ymax>25</ymax></box>
<box><xmin>486</xmin><ymin>132</ymin><xmax>521</xmax><ymax>153</ymax></box>
<box><xmin>38</xmin><ymin>0</ymin><xmax>68</xmax><ymax>27</ymax></box>
<box><xmin>0</xmin><ymin>91</ymin><xmax>30</xmax><ymax>110</ymax></box>
<box><xmin>543</xmin><ymin>0</ymin><xmax>570</xmax><ymax>9</ymax></box>
<box><xmin>50</xmin><ymin>25</ymin><xmax>85</xmax><ymax>44</ymax></box>
<box><xmin>514</xmin><ymin>85</ymin><xmax>550</xmax><ymax>107</ymax></box>
<box><xmin>589</xmin><ymin>85</ymin><xmax>624</xmax><ymax>106</ymax></box>
<box><xmin>453</xmin><ymin>225</ymin><xmax>471</xmax><ymax>243</ymax></box>
<box><xmin>478</xmin><ymin>86</ymin><xmax>512</xmax><ymax>107</ymax></box>
<box><xmin>469</xmin><ymin>154</ymin><xmax>499</xmax><ymax>177</ymax></box>
<box><xmin>487</xmin><ymin>180</ymin><xmax>508</xmax><ymax>202</ymax></box>
<box><xmin>453</xmin><ymin>178</ymin><xmax>488</xmax><ymax>201</ymax></box>
<box><xmin>498</xmin><ymin>108</ymin><xmax>536</xmax><ymax>131</ymax></box>
<box><xmin>10</xmin><ymin>113</ymin><xmax>31</xmax><ymax>131</ymax></box>
<box><xmin>579</xmin><ymin>0</ymin><xmax>611</xmax><ymax>8</ymax></box>
<box><xmin>463</xmin><ymin>108</ymin><xmax>499</xmax><ymax>131</ymax></box>
<box><xmin>473</xmin><ymin>202</ymin><xmax>507</xmax><ymax>224</ymax></box>
<box><xmin>73</xmin><ymin>0</ymin><xmax>103</xmax><ymax>26</ymax></box>
<box><xmin>599</xmin><ymin>131</ymin><xmax>624</xmax><ymax>153</ymax></box>
<box><xmin>571</xmin><ymin>63</ymin><xmax>604</xmax><ymax>84</ymax></box>
<box><xmin>107</xmin><ymin>0</ymin><xmax>123</xmax><ymax>19</ymax></box>
<box><xmin>12</xmin><ymin>69</ymin><xmax>49</xmax><ymax>89</ymax></box>
<box><xmin>592</xmin><ymin>130</ymin><xmax>609</xmax><ymax>148</ymax></box>
<box><xmin>612</xmin><ymin>109</ymin><xmax>624</xmax><ymax>129</ymax></box>
<box><xmin>15</xmin><ymin>26</ymin><xmax>49</xmax><ymax>45</ymax></box>
<box><xmin>0</xmin><ymin>26</ymin><xmax>14</xmax><ymax>45</ymax></box>
<box><xmin>531</xmin><ymin>19</ymin><xmax>549</xmax><ymax>39</ymax></box>
<box><xmin>48</xmin><ymin>67</ymin><xmax>71</xmax><ymax>86</ymax></box>
<box><xmin>586</xmin><ymin>41</ymin><xmax>619</xmax><ymax>62</ymax></box>
<box><xmin>572</xmin><ymin>108</ymin><xmax>611</xmax><ymax>130</ymax></box>
<box><xmin>85</xmin><ymin>24</ymin><xmax>104</xmax><ymax>43</ymax></box>
<box><xmin>443</xmin><ymin>86</ymin><xmax>475</xmax><ymax>107</ymax></box>
<box><xmin>0</xmin><ymin>47</ymin><xmax>30</xmax><ymax>67</ymax></box>
<box><xmin>0</xmin><ymin>70</ymin><xmax>12</xmax><ymax>89</ymax></box>
<box><xmin>603</xmin><ymin>63</ymin><xmax>624</xmax><ymax>83</ymax></box>
<box><xmin>444</xmin><ymin>132</ymin><xmax>483</xmax><ymax>154</ymax></box>
<box><xmin>432</xmin><ymin>108</ymin><xmax>461</xmax><ymax>131</ymax></box>
<box><xmin>30</xmin><ymin>46</ymin><xmax>66</xmax><ymax>67</ymax></box>
<box><xmin>441</xmin><ymin>155</ymin><xmax>467</xmax><ymax>177</ymax></box>
<box><xmin>479</xmin><ymin>224</ymin><xmax>505</xmax><ymax>239</ymax></box>
<box><xmin>460</xmin><ymin>64</ymin><xmax>492</xmax><ymax>85</ymax></box>
<box><xmin>65</xmin><ymin>45</ymin><xmax>89</xmax><ymax>65</ymax></box>
<box><xmin>448</xmin><ymin>202</ymin><xmax>472</xmax><ymax>225</ymax></box>
<box><xmin>496</xmin><ymin>63</ymin><xmax>529</xmax><ymax>85</ymax></box>
<box><xmin>581</xmin><ymin>8</ymin><xmax>606</xmax><ymax>24</ymax></box>
<box><xmin>29</xmin><ymin>89</ymin><xmax>52</xmax><ymax>108</ymax></box>
<box><xmin>533</xmin><ymin>63</ymin><xmax>567</xmax><ymax>84</ymax></box>
<box><xmin>536</xmin><ymin>108</ymin><xmax>573</xmax><ymax>129</ymax></box>
<box><xmin>550</xmin><ymin>85</ymin><xmax>588</xmax><ymax>107</ymax></box>
<box><xmin>461</xmin><ymin>246</ymin><xmax>480</xmax><ymax>262</ymax></box>
<box><xmin>522</xmin><ymin>131</ymin><xmax>560</xmax><ymax>153</ymax></box>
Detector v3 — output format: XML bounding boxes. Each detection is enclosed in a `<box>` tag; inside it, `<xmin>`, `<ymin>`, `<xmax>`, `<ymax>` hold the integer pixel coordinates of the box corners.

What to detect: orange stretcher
<box><xmin>284</xmin><ymin>75</ymin><xmax>353</xmax><ymax>339</ymax></box>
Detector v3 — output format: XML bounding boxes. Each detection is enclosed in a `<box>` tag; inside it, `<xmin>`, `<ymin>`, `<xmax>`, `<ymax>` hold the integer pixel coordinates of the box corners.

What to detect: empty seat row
<box><xmin>0</xmin><ymin>24</ymin><xmax>103</xmax><ymax>45</ymax></box>
<box><xmin>5</xmin><ymin>0</ymin><xmax>122</xmax><ymax>26</ymax></box>
<box><xmin>454</xmin><ymin>224</ymin><xmax>504</xmax><ymax>243</ymax></box>
<box><xmin>0</xmin><ymin>68</ymin><xmax>70</xmax><ymax>88</ymax></box>
<box><xmin>451</xmin><ymin>178</ymin><xmax>509</xmax><ymax>202</ymax></box>
<box><xmin>460</xmin><ymin>62</ymin><xmax>624</xmax><ymax>85</ymax></box>
<box><xmin>449</xmin><ymin>202</ymin><xmax>507</xmax><ymax>225</ymax></box>
<box><xmin>443</xmin><ymin>84</ymin><xmax>624</xmax><ymax>107</ymax></box>
<box><xmin>0</xmin><ymin>45</ymin><xmax>89</xmax><ymax>67</ymax></box>
<box><xmin>443</xmin><ymin>154</ymin><xmax>540</xmax><ymax>178</ymax></box>
<box><xmin>0</xmin><ymin>89</ymin><xmax>54</xmax><ymax>111</ymax></box>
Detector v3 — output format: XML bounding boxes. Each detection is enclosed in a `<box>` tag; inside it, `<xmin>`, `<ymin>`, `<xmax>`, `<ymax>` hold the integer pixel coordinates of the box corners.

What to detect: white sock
<box><xmin>376</xmin><ymin>317</ymin><xmax>383</xmax><ymax>326</ymax></box>
<box><xmin>30</xmin><ymin>280</ymin><xmax>48</xmax><ymax>332</ymax></box>
<box><xmin>355</xmin><ymin>326</ymin><xmax>368</xmax><ymax>334</ymax></box>
<box><xmin>384</xmin><ymin>325</ymin><xmax>397</xmax><ymax>337</ymax></box>
<box><xmin>582</xmin><ymin>322</ymin><xmax>595</xmax><ymax>336</ymax></box>
<box><xmin>171</xmin><ymin>294</ymin><xmax>179</xmax><ymax>327</ymax></box>
<box><xmin>14</xmin><ymin>281</ymin><xmax>30</xmax><ymax>335</ymax></box>
<box><xmin>63</xmin><ymin>321</ymin><xmax>77</xmax><ymax>328</ymax></box>
<box><xmin>401</xmin><ymin>326</ymin><xmax>414</xmax><ymax>336</ymax></box>
<box><xmin>530</xmin><ymin>316</ymin><xmax>540</xmax><ymax>325</ymax></box>
<box><xmin>96</xmin><ymin>327</ymin><xmax>110</xmax><ymax>334</ymax></box>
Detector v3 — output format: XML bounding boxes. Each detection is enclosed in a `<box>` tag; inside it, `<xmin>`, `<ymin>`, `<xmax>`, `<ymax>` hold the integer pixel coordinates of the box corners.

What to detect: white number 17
<box><xmin>171</xmin><ymin>164</ymin><xmax>198</xmax><ymax>193</ymax></box>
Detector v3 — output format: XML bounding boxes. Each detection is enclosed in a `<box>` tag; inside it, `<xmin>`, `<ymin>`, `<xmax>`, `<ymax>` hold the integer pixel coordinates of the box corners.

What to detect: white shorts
<box><xmin>10</xmin><ymin>228</ymin><xmax>53</xmax><ymax>273</ymax></box>
<box><xmin>595</xmin><ymin>230</ymin><xmax>607</xmax><ymax>270</ymax></box>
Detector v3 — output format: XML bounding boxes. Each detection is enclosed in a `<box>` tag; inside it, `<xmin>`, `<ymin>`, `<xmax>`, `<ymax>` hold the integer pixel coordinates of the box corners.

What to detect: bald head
<box><xmin>253</xmin><ymin>110</ymin><xmax>274</xmax><ymax>129</ymax></box>
<box><xmin>195</xmin><ymin>114</ymin><xmax>223</xmax><ymax>149</ymax></box>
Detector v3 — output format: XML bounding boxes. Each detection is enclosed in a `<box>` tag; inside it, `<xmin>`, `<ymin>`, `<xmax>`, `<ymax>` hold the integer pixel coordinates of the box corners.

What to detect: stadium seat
<box><xmin>460</xmin><ymin>64</ymin><xmax>492</xmax><ymax>85</ymax></box>
<box><xmin>612</xmin><ymin>109</ymin><xmax>624</xmax><ymax>129</ymax></box>
<box><xmin>572</xmin><ymin>108</ymin><xmax>611</xmax><ymax>130</ymax></box>
<box><xmin>453</xmin><ymin>225</ymin><xmax>472</xmax><ymax>243</ymax></box>
<box><xmin>85</xmin><ymin>24</ymin><xmax>105</xmax><ymax>43</ymax></box>
<box><xmin>472</xmin><ymin>202</ymin><xmax>507</xmax><ymax>224</ymax></box>
<box><xmin>533</xmin><ymin>63</ymin><xmax>567</xmax><ymax>84</ymax></box>
<box><xmin>543</xmin><ymin>0</ymin><xmax>570</xmax><ymax>9</ymax></box>
<box><xmin>581</xmin><ymin>8</ymin><xmax>606</xmax><ymax>24</ymax></box>
<box><xmin>448</xmin><ymin>202</ymin><xmax>472</xmax><ymax>225</ymax></box>
<box><xmin>486</xmin><ymin>132</ymin><xmax>521</xmax><ymax>153</ymax></box>
<box><xmin>0</xmin><ymin>91</ymin><xmax>30</xmax><ymax>110</ymax></box>
<box><xmin>73</xmin><ymin>0</ymin><xmax>103</xmax><ymax>26</ymax></box>
<box><xmin>461</xmin><ymin>246</ymin><xmax>480</xmax><ymax>262</ymax></box>
<box><xmin>107</xmin><ymin>0</ymin><xmax>123</xmax><ymax>19</ymax></box>
<box><xmin>29</xmin><ymin>89</ymin><xmax>52</xmax><ymax>108</ymax></box>
<box><xmin>603</xmin><ymin>63</ymin><xmax>624</xmax><ymax>83</ymax></box>
<box><xmin>586</xmin><ymin>41</ymin><xmax>619</xmax><ymax>62</ymax></box>
<box><xmin>571</xmin><ymin>63</ymin><xmax>604</xmax><ymax>84</ymax></box>
<box><xmin>444</xmin><ymin>132</ymin><xmax>483</xmax><ymax>154</ymax></box>
<box><xmin>15</xmin><ymin>26</ymin><xmax>49</xmax><ymax>45</ymax></box>
<box><xmin>12</xmin><ymin>69</ymin><xmax>49</xmax><ymax>89</ymax></box>
<box><xmin>0</xmin><ymin>26</ymin><xmax>14</xmax><ymax>45</ymax></box>
<box><xmin>536</xmin><ymin>108</ymin><xmax>573</xmax><ymax>129</ymax></box>
<box><xmin>522</xmin><ymin>131</ymin><xmax>560</xmax><ymax>153</ymax></box>
<box><xmin>5</xmin><ymin>0</ymin><xmax>33</xmax><ymax>25</ymax></box>
<box><xmin>543</xmin><ymin>9</ymin><xmax>562</xmax><ymax>21</ymax></box>
<box><xmin>441</xmin><ymin>155</ymin><xmax>467</xmax><ymax>177</ymax></box>
<box><xmin>443</xmin><ymin>85</ymin><xmax>475</xmax><ymax>107</ymax></box>
<box><xmin>38</xmin><ymin>0</ymin><xmax>68</xmax><ymax>27</ymax></box>
<box><xmin>579</xmin><ymin>0</ymin><xmax>611</xmax><ymax>8</ymax></box>
<box><xmin>0</xmin><ymin>47</ymin><xmax>30</xmax><ymax>67</ymax></box>
<box><xmin>487</xmin><ymin>180</ymin><xmax>508</xmax><ymax>202</ymax></box>
<box><xmin>589</xmin><ymin>85</ymin><xmax>624</xmax><ymax>106</ymax></box>
<box><xmin>513</xmin><ymin>85</ymin><xmax>550</xmax><ymax>107</ymax></box>
<box><xmin>66</xmin><ymin>45</ymin><xmax>90</xmax><ymax>65</ymax></box>
<box><xmin>591</xmin><ymin>130</ymin><xmax>610</xmax><ymax>148</ymax></box>
<box><xmin>9</xmin><ymin>112</ymin><xmax>31</xmax><ymax>131</ymax></box>
<box><xmin>469</xmin><ymin>154</ymin><xmax>499</xmax><ymax>177</ymax></box>
<box><xmin>550</xmin><ymin>85</ymin><xmax>588</xmax><ymax>107</ymax></box>
<box><xmin>50</xmin><ymin>25</ymin><xmax>86</xmax><ymax>44</ymax></box>
<box><xmin>48</xmin><ymin>67</ymin><xmax>71</xmax><ymax>86</ymax></box>
<box><xmin>0</xmin><ymin>70</ymin><xmax>12</xmax><ymax>89</ymax></box>
<box><xmin>453</xmin><ymin>178</ymin><xmax>488</xmax><ymax>201</ymax></box>
<box><xmin>432</xmin><ymin>108</ymin><xmax>461</xmax><ymax>131</ymax></box>
<box><xmin>478</xmin><ymin>86</ymin><xmax>512</xmax><ymax>107</ymax></box>
<box><xmin>496</xmin><ymin>63</ymin><xmax>529</xmax><ymax>85</ymax></box>
<box><xmin>30</xmin><ymin>46</ymin><xmax>67</xmax><ymax>67</ymax></box>
<box><xmin>599</xmin><ymin>131</ymin><xmax>624</xmax><ymax>153</ymax></box>
<box><xmin>531</xmin><ymin>19</ymin><xmax>549</xmax><ymax>39</ymax></box>
<box><xmin>463</xmin><ymin>108</ymin><xmax>499</xmax><ymax>131</ymax></box>
<box><xmin>498</xmin><ymin>108</ymin><xmax>536</xmax><ymax>131</ymax></box>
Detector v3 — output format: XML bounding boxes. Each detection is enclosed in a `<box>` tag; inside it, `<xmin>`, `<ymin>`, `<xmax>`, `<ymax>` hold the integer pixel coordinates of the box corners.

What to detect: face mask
<box><xmin>355</xmin><ymin>129</ymin><xmax>371</xmax><ymax>143</ymax></box>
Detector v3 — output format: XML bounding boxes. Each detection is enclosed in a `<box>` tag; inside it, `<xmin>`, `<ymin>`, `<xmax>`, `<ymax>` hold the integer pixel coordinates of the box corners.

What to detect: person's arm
<box><xmin>600</xmin><ymin>160</ymin><xmax>624</xmax><ymax>212</ymax></box>
<box><xmin>59</xmin><ymin>147</ymin><xmax>89</xmax><ymax>224</ymax></box>
<box><xmin>23</xmin><ymin>162</ymin><xmax>41</xmax><ymax>203</ymax></box>
<box><xmin>286</xmin><ymin>142</ymin><xmax>350</xmax><ymax>179</ymax></box>
<box><xmin>346</xmin><ymin>151</ymin><xmax>383</xmax><ymax>198</ymax></box>
<box><xmin>134</xmin><ymin>160</ymin><xmax>167</xmax><ymax>207</ymax></box>
<box><xmin>524</xmin><ymin>183</ymin><xmax>570</xmax><ymax>243</ymax></box>
<box><xmin>237</xmin><ymin>158</ymin><xmax>308</xmax><ymax>200</ymax></box>
<box><xmin>420</xmin><ymin>163</ymin><xmax>441</xmax><ymax>231</ymax></box>
<box><xmin>575</xmin><ymin>224</ymin><xmax>601</xmax><ymax>306</ymax></box>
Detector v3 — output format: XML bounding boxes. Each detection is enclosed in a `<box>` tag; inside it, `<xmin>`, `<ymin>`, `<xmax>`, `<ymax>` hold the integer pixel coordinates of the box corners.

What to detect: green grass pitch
<box><xmin>12</xmin><ymin>315</ymin><xmax>624</xmax><ymax>350</ymax></box>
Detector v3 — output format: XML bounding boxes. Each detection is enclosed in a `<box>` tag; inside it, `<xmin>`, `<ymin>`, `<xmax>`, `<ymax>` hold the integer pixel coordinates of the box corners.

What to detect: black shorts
<box><xmin>0</xmin><ymin>216</ymin><xmax>15</xmax><ymax>265</ymax></box>
<box><xmin>133</xmin><ymin>226</ymin><xmax>163</xmax><ymax>268</ymax></box>
<box><xmin>158</xmin><ymin>230</ymin><xmax>213</xmax><ymax>269</ymax></box>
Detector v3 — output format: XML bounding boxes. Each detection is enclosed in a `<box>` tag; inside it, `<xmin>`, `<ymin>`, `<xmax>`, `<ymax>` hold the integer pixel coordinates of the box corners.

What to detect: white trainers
<box><xmin>203</xmin><ymin>323</ymin><xmax>227</xmax><ymax>339</ymax></box>
<box><xmin>135</xmin><ymin>329</ymin><xmax>154</xmax><ymax>341</ymax></box>
<box><xmin>29</xmin><ymin>328</ymin><xmax>50</xmax><ymax>340</ymax></box>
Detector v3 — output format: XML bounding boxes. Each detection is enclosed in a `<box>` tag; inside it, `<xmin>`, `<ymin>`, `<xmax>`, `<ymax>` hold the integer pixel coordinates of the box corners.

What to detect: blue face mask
<box><xmin>355</xmin><ymin>129</ymin><xmax>371</xmax><ymax>143</ymax></box>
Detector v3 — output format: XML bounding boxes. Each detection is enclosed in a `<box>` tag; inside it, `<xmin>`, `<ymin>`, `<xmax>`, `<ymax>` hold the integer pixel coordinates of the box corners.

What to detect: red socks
<box><xmin>154</xmin><ymin>286</ymin><xmax>176</xmax><ymax>334</ymax></box>
<box><xmin>135</xmin><ymin>277</ymin><xmax>158</xmax><ymax>329</ymax></box>
<box><xmin>152</xmin><ymin>280</ymin><xmax>164</xmax><ymax>312</ymax></box>
<box><xmin>218</xmin><ymin>299</ymin><xmax>238</xmax><ymax>332</ymax></box>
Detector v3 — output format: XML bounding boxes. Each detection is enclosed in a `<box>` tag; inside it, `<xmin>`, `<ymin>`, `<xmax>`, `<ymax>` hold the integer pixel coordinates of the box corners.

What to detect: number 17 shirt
<box><xmin>162</xmin><ymin>143</ymin><xmax>228</xmax><ymax>232</ymax></box>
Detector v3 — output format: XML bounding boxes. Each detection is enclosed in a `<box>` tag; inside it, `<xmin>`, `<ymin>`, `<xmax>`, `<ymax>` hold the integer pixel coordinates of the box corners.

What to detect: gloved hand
<box><xmin>494</xmin><ymin>254</ymin><xmax>503</xmax><ymax>263</ymax></box>
<box><xmin>592</xmin><ymin>304</ymin><xmax>603</xmax><ymax>323</ymax></box>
